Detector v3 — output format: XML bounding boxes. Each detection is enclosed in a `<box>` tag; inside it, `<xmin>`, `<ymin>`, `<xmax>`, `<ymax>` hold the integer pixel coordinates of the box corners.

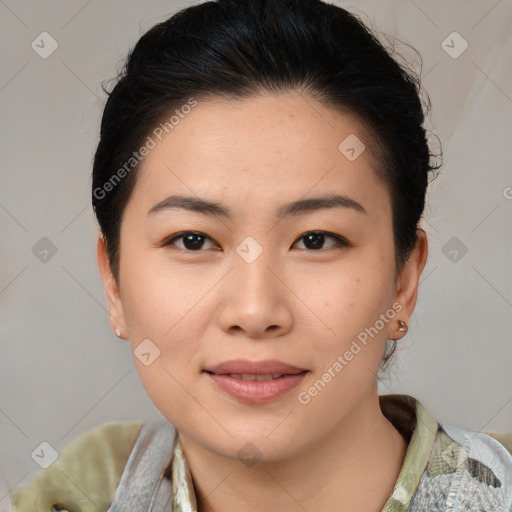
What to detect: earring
<box><xmin>114</xmin><ymin>328</ymin><xmax>122</xmax><ymax>338</ymax></box>
<box><xmin>398</xmin><ymin>320</ymin><xmax>408</xmax><ymax>332</ymax></box>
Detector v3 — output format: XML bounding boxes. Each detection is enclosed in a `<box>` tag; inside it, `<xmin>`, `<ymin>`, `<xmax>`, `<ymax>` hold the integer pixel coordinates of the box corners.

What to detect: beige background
<box><xmin>0</xmin><ymin>0</ymin><xmax>511</xmax><ymax>503</ymax></box>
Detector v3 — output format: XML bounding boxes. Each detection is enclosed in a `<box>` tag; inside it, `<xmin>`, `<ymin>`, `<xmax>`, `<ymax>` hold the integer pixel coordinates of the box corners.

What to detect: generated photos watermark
<box><xmin>93</xmin><ymin>97</ymin><xmax>198</xmax><ymax>201</ymax></box>
<box><xmin>297</xmin><ymin>301</ymin><xmax>403</xmax><ymax>405</ymax></box>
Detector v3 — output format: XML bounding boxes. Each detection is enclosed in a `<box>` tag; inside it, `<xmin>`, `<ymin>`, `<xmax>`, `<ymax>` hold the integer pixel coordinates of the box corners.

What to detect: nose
<box><xmin>217</xmin><ymin>250</ymin><xmax>293</xmax><ymax>338</ymax></box>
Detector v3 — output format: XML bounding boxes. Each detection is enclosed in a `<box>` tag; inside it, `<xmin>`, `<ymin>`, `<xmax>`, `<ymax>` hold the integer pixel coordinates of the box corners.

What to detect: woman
<box><xmin>11</xmin><ymin>0</ymin><xmax>512</xmax><ymax>511</ymax></box>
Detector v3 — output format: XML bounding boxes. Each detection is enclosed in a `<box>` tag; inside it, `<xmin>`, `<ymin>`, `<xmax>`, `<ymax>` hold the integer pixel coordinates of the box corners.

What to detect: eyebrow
<box><xmin>147</xmin><ymin>193</ymin><xmax>367</xmax><ymax>219</ymax></box>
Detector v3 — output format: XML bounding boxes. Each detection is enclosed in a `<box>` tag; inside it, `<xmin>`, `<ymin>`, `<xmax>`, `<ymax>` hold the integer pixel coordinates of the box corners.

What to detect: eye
<box><xmin>161</xmin><ymin>231</ymin><xmax>218</xmax><ymax>251</ymax></box>
<box><xmin>293</xmin><ymin>231</ymin><xmax>349</xmax><ymax>251</ymax></box>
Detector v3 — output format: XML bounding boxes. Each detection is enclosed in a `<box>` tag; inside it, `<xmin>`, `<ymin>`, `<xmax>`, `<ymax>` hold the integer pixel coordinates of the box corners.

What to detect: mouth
<box><xmin>203</xmin><ymin>370</ymin><xmax>308</xmax><ymax>380</ymax></box>
<box><xmin>203</xmin><ymin>358</ymin><xmax>308</xmax><ymax>376</ymax></box>
<box><xmin>202</xmin><ymin>366</ymin><xmax>309</xmax><ymax>404</ymax></box>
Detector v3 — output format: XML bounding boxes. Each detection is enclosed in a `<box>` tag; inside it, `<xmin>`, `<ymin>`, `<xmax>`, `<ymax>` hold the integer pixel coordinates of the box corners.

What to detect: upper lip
<box><xmin>204</xmin><ymin>359</ymin><xmax>307</xmax><ymax>375</ymax></box>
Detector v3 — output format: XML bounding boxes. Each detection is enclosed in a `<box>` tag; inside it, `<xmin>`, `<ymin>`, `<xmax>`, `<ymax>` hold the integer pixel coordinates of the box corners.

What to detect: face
<box><xmin>98</xmin><ymin>92</ymin><xmax>426</xmax><ymax>462</ymax></box>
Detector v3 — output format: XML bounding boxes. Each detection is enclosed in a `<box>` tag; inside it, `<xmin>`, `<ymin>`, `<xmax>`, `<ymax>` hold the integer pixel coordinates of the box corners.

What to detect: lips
<box><xmin>203</xmin><ymin>359</ymin><xmax>309</xmax><ymax>403</ymax></box>
<box><xmin>203</xmin><ymin>358</ymin><xmax>307</xmax><ymax>376</ymax></box>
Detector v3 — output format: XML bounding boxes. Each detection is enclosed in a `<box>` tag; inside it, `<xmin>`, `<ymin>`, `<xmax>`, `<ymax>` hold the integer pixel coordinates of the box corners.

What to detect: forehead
<box><xmin>129</xmin><ymin>93</ymin><xmax>390</xmax><ymax>220</ymax></box>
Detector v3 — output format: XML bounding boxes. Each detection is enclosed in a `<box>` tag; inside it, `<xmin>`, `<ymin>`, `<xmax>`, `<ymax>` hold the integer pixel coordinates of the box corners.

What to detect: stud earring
<box><xmin>398</xmin><ymin>320</ymin><xmax>408</xmax><ymax>332</ymax></box>
<box><xmin>114</xmin><ymin>328</ymin><xmax>122</xmax><ymax>338</ymax></box>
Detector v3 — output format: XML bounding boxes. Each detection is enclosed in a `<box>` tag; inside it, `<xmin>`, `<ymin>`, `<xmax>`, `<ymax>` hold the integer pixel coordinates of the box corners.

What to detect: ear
<box><xmin>96</xmin><ymin>232</ymin><xmax>128</xmax><ymax>339</ymax></box>
<box><xmin>389</xmin><ymin>228</ymin><xmax>428</xmax><ymax>339</ymax></box>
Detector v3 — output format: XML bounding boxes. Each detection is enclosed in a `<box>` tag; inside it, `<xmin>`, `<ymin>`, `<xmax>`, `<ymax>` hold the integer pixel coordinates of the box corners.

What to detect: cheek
<box><xmin>119</xmin><ymin>256</ymin><xmax>209</xmax><ymax>376</ymax></box>
<box><xmin>306</xmin><ymin>265</ymin><xmax>392</xmax><ymax>331</ymax></box>
<box><xmin>119</xmin><ymin>252</ymin><xmax>197</xmax><ymax>338</ymax></box>
<box><xmin>300</xmin><ymin>260</ymin><xmax>394</xmax><ymax>367</ymax></box>
<box><xmin>119</xmin><ymin>266</ymin><xmax>204</xmax><ymax>416</ymax></box>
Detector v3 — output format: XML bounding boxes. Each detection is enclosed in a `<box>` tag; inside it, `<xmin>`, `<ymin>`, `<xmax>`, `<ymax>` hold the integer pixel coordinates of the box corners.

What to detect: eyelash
<box><xmin>160</xmin><ymin>230</ymin><xmax>350</xmax><ymax>252</ymax></box>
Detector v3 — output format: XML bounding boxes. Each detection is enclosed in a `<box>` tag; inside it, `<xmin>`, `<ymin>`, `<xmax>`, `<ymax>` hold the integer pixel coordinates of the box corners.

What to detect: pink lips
<box><xmin>203</xmin><ymin>359</ymin><xmax>308</xmax><ymax>404</ymax></box>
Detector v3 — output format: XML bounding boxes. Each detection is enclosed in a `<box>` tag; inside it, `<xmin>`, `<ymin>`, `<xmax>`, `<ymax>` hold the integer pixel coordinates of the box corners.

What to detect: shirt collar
<box><xmin>379</xmin><ymin>394</ymin><xmax>439</xmax><ymax>511</ymax></box>
<box><xmin>172</xmin><ymin>438</ymin><xmax>198</xmax><ymax>512</ymax></box>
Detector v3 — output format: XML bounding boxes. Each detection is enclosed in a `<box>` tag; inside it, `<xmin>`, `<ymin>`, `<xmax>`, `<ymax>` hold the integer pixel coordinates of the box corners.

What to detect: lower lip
<box><xmin>205</xmin><ymin>371</ymin><xmax>308</xmax><ymax>404</ymax></box>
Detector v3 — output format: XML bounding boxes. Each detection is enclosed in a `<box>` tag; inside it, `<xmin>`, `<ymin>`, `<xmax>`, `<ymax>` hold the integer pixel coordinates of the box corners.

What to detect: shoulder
<box><xmin>11</xmin><ymin>421</ymin><xmax>143</xmax><ymax>512</ymax></box>
<box><xmin>411</xmin><ymin>422</ymin><xmax>512</xmax><ymax>511</ymax></box>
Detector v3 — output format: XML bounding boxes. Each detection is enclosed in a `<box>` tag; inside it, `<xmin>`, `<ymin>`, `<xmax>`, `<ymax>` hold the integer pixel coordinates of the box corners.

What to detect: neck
<box><xmin>178</xmin><ymin>392</ymin><xmax>408</xmax><ymax>512</ymax></box>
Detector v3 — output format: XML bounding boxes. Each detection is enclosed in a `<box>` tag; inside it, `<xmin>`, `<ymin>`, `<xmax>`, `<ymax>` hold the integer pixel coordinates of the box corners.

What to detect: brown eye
<box><xmin>162</xmin><ymin>231</ymin><xmax>217</xmax><ymax>251</ymax></box>
<box><xmin>293</xmin><ymin>231</ymin><xmax>349</xmax><ymax>251</ymax></box>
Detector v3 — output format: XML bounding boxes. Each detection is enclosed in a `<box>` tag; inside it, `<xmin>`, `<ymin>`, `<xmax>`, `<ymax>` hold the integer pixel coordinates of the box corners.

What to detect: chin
<box><xmin>205</xmin><ymin>426</ymin><xmax>305</xmax><ymax>464</ymax></box>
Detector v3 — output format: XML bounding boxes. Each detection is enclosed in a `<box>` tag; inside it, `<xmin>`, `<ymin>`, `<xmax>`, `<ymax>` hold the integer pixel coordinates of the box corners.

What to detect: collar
<box><xmin>379</xmin><ymin>394</ymin><xmax>439</xmax><ymax>511</ymax></box>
